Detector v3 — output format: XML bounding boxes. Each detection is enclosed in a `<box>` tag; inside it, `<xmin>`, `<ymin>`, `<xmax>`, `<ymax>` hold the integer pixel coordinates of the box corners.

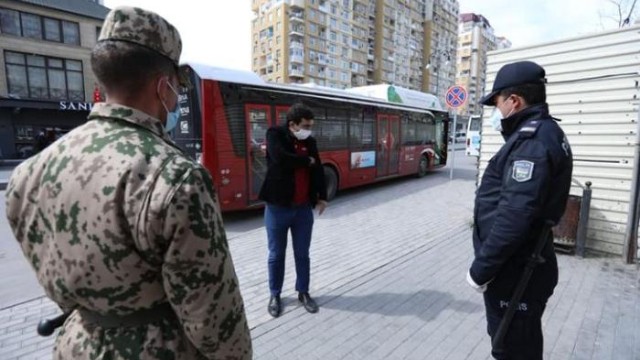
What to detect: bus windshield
<box><xmin>170</xmin><ymin>65</ymin><xmax>203</xmax><ymax>162</ymax></box>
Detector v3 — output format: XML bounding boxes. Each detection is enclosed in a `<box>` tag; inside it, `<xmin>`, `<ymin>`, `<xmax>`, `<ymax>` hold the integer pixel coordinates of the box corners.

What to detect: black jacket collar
<box><xmin>501</xmin><ymin>103</ymin><xmax>554</xmax><ymax>139</ymax></box>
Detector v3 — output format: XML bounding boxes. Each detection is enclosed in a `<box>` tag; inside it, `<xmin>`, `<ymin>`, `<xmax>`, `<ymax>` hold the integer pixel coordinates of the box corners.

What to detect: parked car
<box><xmin>449</xmin><ymin>131</ymin><xmax>466</xmax><ymax>143</ymax></box>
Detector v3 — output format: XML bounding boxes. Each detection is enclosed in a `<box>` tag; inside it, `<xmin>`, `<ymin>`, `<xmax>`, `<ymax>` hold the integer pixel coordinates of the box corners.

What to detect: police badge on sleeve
<box><xmin>512</xmin><ymin>160</ymin><xmax>534</xmax><ymax>182</ymax></box>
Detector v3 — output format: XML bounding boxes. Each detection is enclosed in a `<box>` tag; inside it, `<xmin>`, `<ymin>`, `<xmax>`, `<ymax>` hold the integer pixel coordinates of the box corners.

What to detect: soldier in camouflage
<box><xmin>5</xmin><ymin>6</ymin><xmax>252</xmax><ymax>360</ymax></box>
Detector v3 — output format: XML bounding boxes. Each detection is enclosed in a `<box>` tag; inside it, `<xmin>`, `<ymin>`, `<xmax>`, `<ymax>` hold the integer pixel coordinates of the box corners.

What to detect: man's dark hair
<box><xmin>499</xmin><ymin>82</ymin><xmax>546</xmax><ymax>106</ymax></box>
<box><xmin>286</xmin><ymin>103</ymin><xmax>314</xmax><ymax>126</ymax></box>
<box><xmin>91</xmin><ymin>41</ymin><xmax>176</xmax><ymax>96</ymax></box>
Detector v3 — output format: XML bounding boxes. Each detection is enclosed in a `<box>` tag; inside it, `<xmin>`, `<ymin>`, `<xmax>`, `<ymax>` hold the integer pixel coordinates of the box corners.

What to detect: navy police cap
<box><xmin>480</xmin><ymin>61</ymin><xmax>546</xmax><ymax>106</ymax></box>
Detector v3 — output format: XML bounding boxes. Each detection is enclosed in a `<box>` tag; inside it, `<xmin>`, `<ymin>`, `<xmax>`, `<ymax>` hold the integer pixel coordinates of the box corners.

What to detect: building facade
<box><xmin>455</xmin><ymin>13</ymin><xmax>510</xmax><ymax>117</ymax></box>
<box><xmin>0</xmin><ymin>0</ymin><xmax>108</xmax><ymax>160</ymax></box>
<box><xmin>251</xmin><ymin>0</ymin><xmax>458</xmax><ymax>98</ymax></box>
<box><xmin>426</xmin><ymin>0</ymin><xmax>458</xmax><ymax>102</ymax></box>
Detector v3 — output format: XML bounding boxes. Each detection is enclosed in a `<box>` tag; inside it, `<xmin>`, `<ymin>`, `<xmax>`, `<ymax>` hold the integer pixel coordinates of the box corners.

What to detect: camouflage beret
<box><xmin>99</xmin><ymin>6</ymin><xmax>182</xmax><ymax>67</ymax></box>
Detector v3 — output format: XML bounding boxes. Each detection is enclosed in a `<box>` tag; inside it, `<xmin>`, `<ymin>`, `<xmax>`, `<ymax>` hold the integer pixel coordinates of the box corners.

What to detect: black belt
<box><xmin>78</xmin><ymin>302</ymin><xmax>176</xmax><ymax>328</ymax></box>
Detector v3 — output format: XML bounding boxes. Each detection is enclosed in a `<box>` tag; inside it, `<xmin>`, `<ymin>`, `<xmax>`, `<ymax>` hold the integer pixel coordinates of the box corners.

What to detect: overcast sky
<box><xmin>103</xmin><ymin>0</ymin><xmax>629</xmax><ymax>71</ymax></box>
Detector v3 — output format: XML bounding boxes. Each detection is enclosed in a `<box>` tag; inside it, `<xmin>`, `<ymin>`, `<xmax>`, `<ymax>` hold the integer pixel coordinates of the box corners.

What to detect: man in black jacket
<box><xmin>259</xmin><ymin>103</ymin><xmax>328</xmax><ymax>318</ymax></box>
<box><xmin>468</xmin><ymin>61</ymin><xmax>573</xmax><ymax>359</ymax></box>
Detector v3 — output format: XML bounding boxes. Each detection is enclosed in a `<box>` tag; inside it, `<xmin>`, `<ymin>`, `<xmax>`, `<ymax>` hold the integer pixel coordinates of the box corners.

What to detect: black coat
<box><xmin>258</xmin><ymin>125</ymin><xmax>327</xmax><ymax>207</ymax></box>
<box><xmin>470</xmin><ymin>103</ymin><xmax>573</xmax><ymax>300</ymax></box>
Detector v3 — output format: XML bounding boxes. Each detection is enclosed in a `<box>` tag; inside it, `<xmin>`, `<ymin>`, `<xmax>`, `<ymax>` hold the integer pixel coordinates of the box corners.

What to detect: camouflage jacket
<box><xmin>5</xmin><ymin>103</ymin><xmax>252</xmax><ymax>359</ymax></box>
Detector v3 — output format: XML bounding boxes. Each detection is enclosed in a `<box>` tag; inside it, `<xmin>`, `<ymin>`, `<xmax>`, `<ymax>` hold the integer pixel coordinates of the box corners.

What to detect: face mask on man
<box><xmin>489</xmin><ymin>97</ymin><xmax>516</xmax><ymax>132</ymax></box>
<box><xmin>490</xmin><ymin>108</ymin><xmax>504</xmax><ymax>132</ymax></box>
<box><xmin>293</xmin><ymin>128</ymin><xmax>312</xmax><ymax>140</ymax></box>
<box><xmin>158</xmin><ymin>79</ymin><xmax>181</xmax><ymax>132</ymax></box>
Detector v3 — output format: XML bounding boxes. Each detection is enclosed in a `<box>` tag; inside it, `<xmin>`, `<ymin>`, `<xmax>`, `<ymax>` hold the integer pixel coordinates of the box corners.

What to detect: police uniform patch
<box><xmin>512</xmin><ymin>160</ymin><xmax>534</xmax><ymax>182</ymax></box>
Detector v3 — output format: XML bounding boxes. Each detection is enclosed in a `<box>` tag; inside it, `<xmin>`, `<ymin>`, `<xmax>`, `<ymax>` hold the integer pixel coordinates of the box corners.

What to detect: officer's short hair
<box><xmin>499</xmin><ymin>83</ymin><xmax>546</xmax><ymax>107</ymax></box>
<box><xmin>287</xmin><ymin>103</ymin><xmax>315</xmax><ymax>126</ymax></box>
<box><xmin>91</xmin><ymin>41</ymin><xmax>176</xmax><ymax>96</ymax></box>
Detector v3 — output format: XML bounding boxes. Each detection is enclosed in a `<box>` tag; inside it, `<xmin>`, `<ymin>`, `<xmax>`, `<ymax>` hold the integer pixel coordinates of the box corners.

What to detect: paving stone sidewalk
<box><xmin>1</xmin><ymin>165</ymin><xmax>639</xmax><ymax>359</ymax></box>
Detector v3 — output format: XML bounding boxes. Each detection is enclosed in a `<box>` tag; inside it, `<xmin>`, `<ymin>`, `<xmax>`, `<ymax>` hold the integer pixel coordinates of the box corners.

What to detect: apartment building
<box><xmin>455</xmin><ymin>13</ymin><xmax>510</xmax><ymax>116</ymax></box>
<box><xmin>251</xmin><ymin>0</ymin><xmax>458</xmax><ymax>96</ymax></box>
<box><xmin>426</xmin><ymin>0</ymin><xmax>458</xmax><ymax>101</ymax></box>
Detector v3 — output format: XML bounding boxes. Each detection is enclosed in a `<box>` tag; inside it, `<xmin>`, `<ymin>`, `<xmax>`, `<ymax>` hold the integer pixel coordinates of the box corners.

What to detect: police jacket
<box><xmin>470</xmin><ymin>103</ymin><xmax>573</xmax><ymax>297</ymax></box>
<box><xmin>259</xmin><ymin>125</ymin><xmax>327</xmax><ymax>207</ymax></box>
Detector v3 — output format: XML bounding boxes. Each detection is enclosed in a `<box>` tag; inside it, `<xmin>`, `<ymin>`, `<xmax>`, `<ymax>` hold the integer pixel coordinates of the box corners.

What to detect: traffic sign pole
<box><xmin>450</xmin><ymin>113</ymin><xmax>456</xmax><ymax>180</ymax></box>
<box><xmin>444</xmin><ymin>85</ymin><xmax>467</xmax><ymax>181</ymax></box>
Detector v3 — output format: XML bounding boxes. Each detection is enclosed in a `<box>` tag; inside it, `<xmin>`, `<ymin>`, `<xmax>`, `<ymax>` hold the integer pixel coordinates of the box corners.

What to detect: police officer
<box><xmin>5</xmin><ymin>7</ymin><xmax>252</xmax><ymax>359</ymax></box>
<box><xmin>467</xmin><ymin>61</ymin><xmax>573</xmax><ymax>359</ymax></box>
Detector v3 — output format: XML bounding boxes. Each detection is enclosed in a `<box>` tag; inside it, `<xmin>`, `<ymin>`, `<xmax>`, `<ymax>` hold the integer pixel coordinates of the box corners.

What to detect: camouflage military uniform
<box><xmin>5</xmin><ymin>6</ymin><xmax>252</xmax><ymax>360</ymax></box>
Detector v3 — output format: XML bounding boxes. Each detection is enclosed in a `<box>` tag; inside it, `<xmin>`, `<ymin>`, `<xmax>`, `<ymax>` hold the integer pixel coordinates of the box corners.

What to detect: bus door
<box><xmin>376</xmin><ymin>114</ymin><xmax>400</xmax><ymax>177</ymax></box>
<box><xmin>245</xmin><ymin>104</ymin><xmax>291</xmax><ymax>202</ymax></box>
<box><xmin>245</xmin><ymin>104</ymin><xmax>272</xmax><ymax>202</ymax></box>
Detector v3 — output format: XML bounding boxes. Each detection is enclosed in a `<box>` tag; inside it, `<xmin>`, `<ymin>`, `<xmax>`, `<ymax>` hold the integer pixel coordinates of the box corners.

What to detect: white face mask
<box><xmin>490</xmin><ymin>108</ymin><xmax>504</xmax><ymax>132</ymax></box>
<box><xmin>293</xmin><ymin>128</ymin><xmax>312</xmax><ymax>140</ymax></box>
<box><xmin>489</xmin><ymin>98</ymin><xmax>516</xmax><ymax>132</ymax></box>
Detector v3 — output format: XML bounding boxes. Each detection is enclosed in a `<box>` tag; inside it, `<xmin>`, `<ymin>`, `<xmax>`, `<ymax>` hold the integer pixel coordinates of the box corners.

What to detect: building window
<box><xmin>20</xmin><ymin>13</ymin><xmax>41</xmax><ymax>39</ymax></box>
<box><xmin>43</xmin><ymin>18</ymin><xmax>61</xmax><ymax>41</ymax></box>
<box><xmin>0</xmin><ymin>8</ymin><xmax>20</xmax><ymax>35</ymax></box>
<box><xmin>5</xmin><ymin>51</ymin><xmax>84</xmax><ymax>101</ymax></box>
<box><xmin>96</xmin><ymin>26</ymin><xmax>102</xmax><ymax>41</ymax></box>
<box><xmin>0</xmin><ymin>8</ymin><xmax>80</xmax><ymax>45</ymax></box>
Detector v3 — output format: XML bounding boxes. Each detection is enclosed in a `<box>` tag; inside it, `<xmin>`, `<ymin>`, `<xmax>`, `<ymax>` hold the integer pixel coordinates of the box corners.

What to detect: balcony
<box><xmin>290</xmin><ymin>41</ymin><xmax>304</xmax><ymax>50</ymax></box>
<box><xmin>290</xmin><ymin>54</ymin><xmax>305</xmax><ymax>63</ymax></box>
<box><xmin>290</xmin><ymin>11</ymin><xmax>305</xmax><ymax>23</ymax></box>
<box><xmin>319</xmin><ymin>3</ymin><xmax>330</xmax><ymax>13</ymax></box>
<box><xmin>289</xmin><ymin>69</ymin><xmax>305</xmax><ymax>78</ymax></box>
<box><xmin>289</xmin><ymin>26</ymin><xmax>305</xmax><ymax>36</ymax></box>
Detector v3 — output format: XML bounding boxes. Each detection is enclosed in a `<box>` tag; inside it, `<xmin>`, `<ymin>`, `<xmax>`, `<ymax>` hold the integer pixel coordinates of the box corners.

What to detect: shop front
<box><xmin>0</xmin><ymin>98</ymin><xmax>94</xmax><ymax>160</ymax></box>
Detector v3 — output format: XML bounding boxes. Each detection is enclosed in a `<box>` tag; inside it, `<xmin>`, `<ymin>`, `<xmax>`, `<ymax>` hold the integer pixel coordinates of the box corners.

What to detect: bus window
<box><xmin>401</xmin><ymin>116</ymin><xmax>417</xmax><ymax>146</ymax></box>
<box><xmin>362</xmin><ymin>109</ymin><xmax>375</xmax><ymax>146</ymax></box>
<box><xmin>349</xmin><ymin>108</ymin><xmax>364</xmax><ymax>149</ymax></box>
<box><xmin>317</xmin><ymin>108</ymin><xmax>348</xmax><ymax>150</ymax></box>
<box><xmin>276</xmin><ymin>107</ymin><xmax>288</xmax><ymax>125</ymax></box>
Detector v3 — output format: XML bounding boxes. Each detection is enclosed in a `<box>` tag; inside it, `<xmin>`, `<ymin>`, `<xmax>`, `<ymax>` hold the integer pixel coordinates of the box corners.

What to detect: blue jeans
<box><xmin>265</xmin><ymin>203</ymin><xmax>314</xmax><ymax>296</ymax></box>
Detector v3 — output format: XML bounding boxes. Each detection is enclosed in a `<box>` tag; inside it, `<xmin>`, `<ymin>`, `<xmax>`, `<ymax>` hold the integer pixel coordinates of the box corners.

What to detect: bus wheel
<box><xmin>324</xmin><ymin>166</ymin><xmax>338</xmax><ymax>201</ymax></box>
<box><xmin>417</xmin><ymin>155</ymin><xmax>429</xmax><ymax>178</ymax></box>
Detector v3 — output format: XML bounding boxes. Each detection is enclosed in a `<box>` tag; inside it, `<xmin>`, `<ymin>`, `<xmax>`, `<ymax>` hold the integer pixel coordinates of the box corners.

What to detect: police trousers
<box><xmin>483</xmin><ymin>292</ymin><xmax>548</xmax><ymax>360</ymax></box>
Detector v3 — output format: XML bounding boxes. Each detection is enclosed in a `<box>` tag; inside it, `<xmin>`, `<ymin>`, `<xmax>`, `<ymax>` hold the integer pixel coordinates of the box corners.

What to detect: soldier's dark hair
<box><xmin>499</xmin><ymin>83</ymin><xmax>546</xmax><ymax>106</ymax></box>
<box><xmin>91</xmin><ymin>41</ymin><xmax>176</xmax><ymax>96</ymax></box>
<box><xmin>286</xmin><ymin>103</ymin><xmax>314</xmax><ymax>126</ymax></box>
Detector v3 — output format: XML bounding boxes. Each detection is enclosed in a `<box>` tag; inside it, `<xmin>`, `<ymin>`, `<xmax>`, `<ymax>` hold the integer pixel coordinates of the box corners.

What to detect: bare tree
<box><xmin>599</xmin><ymin>0</ymin><xmax>638</xmax><ymax>28</ymax></box>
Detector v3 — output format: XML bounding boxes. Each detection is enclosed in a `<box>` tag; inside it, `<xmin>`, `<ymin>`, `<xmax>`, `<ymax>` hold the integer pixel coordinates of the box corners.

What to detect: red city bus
<box><xmin>171</xmin><ymin>63</ymin><xmax>450</xmax><ymax>212</ymax></box>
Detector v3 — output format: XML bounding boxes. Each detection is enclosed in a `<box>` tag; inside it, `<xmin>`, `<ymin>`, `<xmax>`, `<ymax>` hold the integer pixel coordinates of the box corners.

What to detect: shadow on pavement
<box><xmin>314</xmin><ymin>290</ymin><xmax>482</xmax><ymax>322</ymax></box>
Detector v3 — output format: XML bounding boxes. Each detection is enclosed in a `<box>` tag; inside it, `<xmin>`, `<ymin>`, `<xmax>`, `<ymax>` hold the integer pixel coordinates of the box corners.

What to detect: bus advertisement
<box><xmin>170</xmin><ymin>63</ymin><xmax>450</xmax><ymax>212</ymax></box>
